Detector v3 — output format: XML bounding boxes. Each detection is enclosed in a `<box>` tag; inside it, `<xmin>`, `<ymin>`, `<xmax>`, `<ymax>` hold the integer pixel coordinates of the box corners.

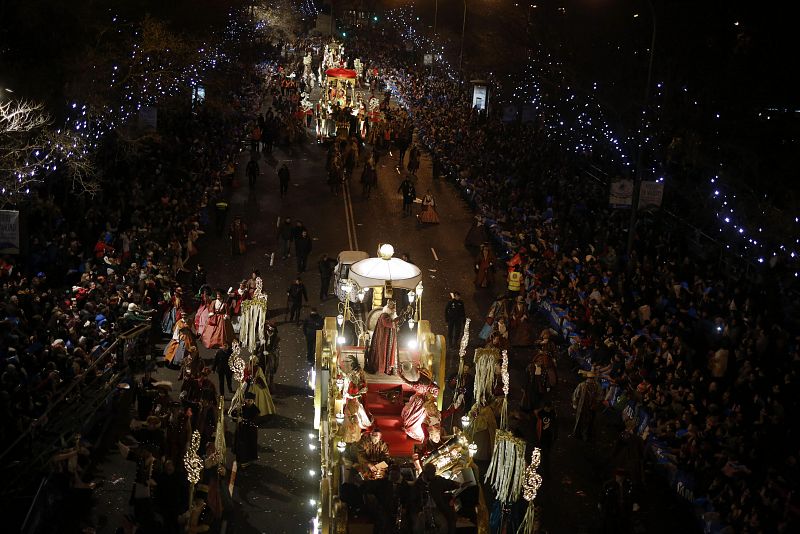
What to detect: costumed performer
<box><xmin>399</xmin><ymin>367</ymin><xmax>442</xmax><ymax>446</ymax></box>
<box><xmin>161</xmin><ymin>286</ymin><xmax>185</xmax><ymax>335</ymax></box>
<box><xmin>164</xmin><ymin>318</ymin><xmax>192</xmax><ymax>369</ymax></box>
<box><xmin>356</xmin><ymin>428</ymin><xmax>391</xmax><ymax>480</ymax></box>
<box><xmin>248</xmin><ymin>356</ymin><xmax>275</xmax><ymax>416</ymax></box>
<box><xmin>342</xmin><ymin>357</ymin><xmax>373</xmax><ymax>443</ymax></box>
<box><xmin>417</xmin><ymin>190</ymin><xmax>440</xmax><ymax>224</ymax></box>
<box><xmin>365</xmin><ymin>299</ymin><xmax>401</xmax><ymax>375</ymax></box>
<box><xmin>201</xmin><ymin>290</ymin><xmax>234</xmax><ymax>349</ymax></box>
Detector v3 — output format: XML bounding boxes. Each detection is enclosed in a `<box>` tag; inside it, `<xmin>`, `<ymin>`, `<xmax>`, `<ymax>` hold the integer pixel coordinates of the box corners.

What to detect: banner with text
<box><xmin>609</xmin><ymin>180</ymin><xmax>634</xmax><ymax>208</ymax></box>
<box><xmin>0</xmin><ymin>210</ymin><xmax>20</xmax><ymax>254</ymax></box>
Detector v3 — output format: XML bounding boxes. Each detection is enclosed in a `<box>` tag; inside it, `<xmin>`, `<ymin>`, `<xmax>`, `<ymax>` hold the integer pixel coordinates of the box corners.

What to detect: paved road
<box><xmin>90</xmin><ymin>92</ymin><xmax>696</xmax><ymax>532</ymax></box>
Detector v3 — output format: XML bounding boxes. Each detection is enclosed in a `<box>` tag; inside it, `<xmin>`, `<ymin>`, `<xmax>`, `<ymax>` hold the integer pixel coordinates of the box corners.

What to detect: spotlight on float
<box><xmin>357</xmin><ymin>290</ymin><xmax>366</xmax><ymax>302</ymax></box>
<box><xmin>461</xmin><ymin>415</ymin><xmax>471</xmax><ymax>428</ymax></box>
<box><xmin>408</xmin><ymin>291</ymin><xmax>415</xmax><ymax>304</ymax></box>
<box><xmin>335</xmin><ymin>412</ymin><xmax>344</xmax><ymax>425</ymax></box>
<box><xmin>337</xmin><ymin>440</ymin><xmax>346</xmax><ymax>452</ymax></box>
<box><xmin>407</xmin><ymin>338</ymin><xmax>418</xmax><ymax>349</ymax></box>
<box><xmin>408</xmin><ymin>318</ymin><xmax>415</xmax><ymax>330</ymax></box>
<box><xmin>309</xmin><ymin>498</ymin><xmax>317</xmax><ymax>506</ymax></box>
<box><xmin>336</xmin><ymin>377</ymin><xmax>344</xmax><ymax>391</ymax></box>
<box><xmin>468</xmin><ymin>442</ymin><xmax>478</xmax><ymax>457</ymax></box>
<box><xmin>336</xmin><ymin>314</ymin><xmax>344</xmax><ymax>326</ymax></box>
<box><xmin>337</xmin><ymin>335</ymin><xmax>346</xmax><ymax>345</ymax></box>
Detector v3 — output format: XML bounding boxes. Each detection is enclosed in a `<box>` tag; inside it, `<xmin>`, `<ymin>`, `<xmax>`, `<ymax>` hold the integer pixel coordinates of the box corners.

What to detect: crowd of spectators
<box><xmin>375</xmin><ymin>46</ymin><xmax>799</xmax><ymax>533</ymax></box>
<box><xmin>0</xmin><ymin>64</ymin><xmax>270</xmax><ymax>460</ymax></box>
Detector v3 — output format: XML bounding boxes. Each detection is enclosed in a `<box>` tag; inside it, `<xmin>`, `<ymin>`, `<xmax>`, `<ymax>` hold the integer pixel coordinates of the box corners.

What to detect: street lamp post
<box><xmin>625</xmin><ymin>0</ymin><xmax>657</xmax><ymax>269</ymax></box>
<box><xmin>459</xmin><ymin>0</ymin><xmax>467</xmax><ymax>71</ymax></box>
<box><xmin>434</xmin><ymin>0</ymin><xmax>439</xmax><ymax>37</ymax></box>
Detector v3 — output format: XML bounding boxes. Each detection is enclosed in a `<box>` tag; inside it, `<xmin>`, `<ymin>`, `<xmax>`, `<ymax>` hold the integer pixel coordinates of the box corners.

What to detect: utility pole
<box><xmin>459</xmin><ymin>0</ymin><xmax>467</xmax><ymax>72</ymax></box>
<box><xmin>434</xmin><ymin>0</ymin><xmax>438</xmax><ymax>37</ymax></box>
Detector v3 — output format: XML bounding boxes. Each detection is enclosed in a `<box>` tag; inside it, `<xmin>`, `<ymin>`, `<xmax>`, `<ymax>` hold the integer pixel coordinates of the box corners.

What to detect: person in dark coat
<box><xmin>535</xmin><ymin>401</ymin><xmax>558</xmax><ymax>479</ymax></box>
<box><xmin>294</xmin><ymin>229</ymin><xmax>313</xmax><ymax>273</ymax></box>
<box><xmin>246</xmin><ymin>158</ymin><xmax>259</xmax><ymax>187</ymax></box>
<box><xmin>411</xmin><ymin>463</ymin><xmax>459</xmax><ymax>534</ymax></box>
<box><xmin>155</xmin><ymin>459</ymin><xmax>188</xmax><ymax>534</ymax></box>
<box><xmin>278</xmin><ymin>217</ymin><xmax>293</xmax><ymax>259</ymax></box>
<box><xmin>398</xmin><ymin>177</ymin><xmax>416</xmax><ymax>216</ymax></box>
<box><xmin>278</xmin><ymin>163</ymin><xmax>290</xmax><ymax>197</ymax></box>
<box><xmin>303</xmin><ymin>308</ymin><xmax>324</xmax><ymax>364</ymax></box>
<box><xmin>286</xmin><ymin>278</ymin><xmax>308</xmax><ymax>325</ymax></box>
<box><xmin>444</xmin><ymin>292</ymin><xmax>467</xmax><ymax>347</ymax></box>
<box><xmin>600</xmin><ymin>469</ymin><xmax>636</xmax><ymax>534</ymax></box>
<box><xmin>212</xmin><ymin>343</ymin><xmax>233</xmax><ymax>397</ymax></box>
<box><xmin>234</xmin><ymin>392</ymin><xmax>260</xmax><ymax>467</ymax></box>
<box><xmin>318</xmin><ymin>254</ymin><xmax>336</xmax><ymax>301</ymax></box>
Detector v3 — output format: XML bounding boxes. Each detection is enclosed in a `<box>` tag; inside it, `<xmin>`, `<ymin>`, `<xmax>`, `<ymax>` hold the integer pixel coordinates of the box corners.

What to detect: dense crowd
<box><xmin>0</xmin><ymin>63</ymin><xmax>270</xmax><ymax>472</ymax></box>
<box><xmin>380</xmin><ymin>49</ymin><xmax>799</xmax><ymax>533</ymax></box>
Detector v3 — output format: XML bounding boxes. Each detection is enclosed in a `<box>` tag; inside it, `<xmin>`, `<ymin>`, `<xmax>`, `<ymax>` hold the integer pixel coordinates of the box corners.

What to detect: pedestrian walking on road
<box><xmin>278</xmin><ymin>217</ymin><xmax>293</xmax><ymax>259</ymax></box>
<box><xmin>418</xmin><ymin>190</ymin><xmax>439</xmax><ymax>224</ymax></box>
<box><xmin>407</xmin><ymin>145</ymin><xmax>420</xmax><ymax>175</ymax></box>
<box><xmin>229</xmin><ymin>216</ymin><xmax>248</xmax><ymax>256</ymax></box>
<box><xmin>318</xmin><ymin>253</ymin><xmax>336</xmax><ymax>301</ymax></box>
<box><xmin>246</xmin><ymin>157</ymin><xmax>260</xmax><ymax>187</ymax></box>
<box><xmin>398</xmin><ymin>177</ymin><xmax>416</xmax><ymax>216</ymax></box>
<box><xmin>278</xmin><ymin>162</ymin><xmax>290</xmax><ymax>197</ymax></box>
<box><xmin>213</xmin><ymin>342</ymin><xmax>233</xmax><ymax>397</ymax></box>
<box><xmin>303</xmin><ymin>308</ymin><xmax>324</xmax><ymax>364</ymax></box>
<box><xmin>535</xmin><ymin>401</ymin><xmax>558</xmax><ymax>479</ymax></box>
<box><xmin>396</xmin><ymin>128</ymin><xmax>411</xmax><ymax>169</ymax></box>
<box><xmin>295</xmin><ymin>229</ymin><xmax>313</xmax><ymax>273</ymax></box>
<box><xmin>571</xmin><ymin>370</ymin><xmax>601</xmax><ymax>441</ymax></box>
<box><xmin>444</xmin><ymin>292</ymin><xmax>466</xmax><ymax>347</ymax></box>
<box><xmin>360</xmin><ymin>159</ymin><xmax>376</xmax><ymax>198</ymax></box>
<box><xmin>214</xmin><ymin>199</ymin><xmax>228</xmax><ymax>236</ymax></box>
<box><xmin>286</xmin><ymin>277</ymin><xmax>308</xmax><ymax>325</ymax></box>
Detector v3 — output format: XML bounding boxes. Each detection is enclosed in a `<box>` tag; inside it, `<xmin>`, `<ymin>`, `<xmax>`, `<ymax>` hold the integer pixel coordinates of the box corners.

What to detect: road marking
<box><xmin>431</xmin><ymin>247</ymin><xmax>439</xmax><ymax>261</ymax></box>
<box><xmin>342</xmin><ymin>185</ymin><xmax>353</xmax><ymax>249</ymax></box>
<box><xmin>343</xmin><ymin>178</ymin><xmax>359</xmax><ymax>250</ymax></box>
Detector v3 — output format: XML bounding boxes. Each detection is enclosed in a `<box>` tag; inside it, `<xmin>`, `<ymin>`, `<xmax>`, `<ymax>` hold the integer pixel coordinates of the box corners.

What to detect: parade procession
<box><xmin>4</xmin><ymin>2</ymin><xmax>798</xmax><ymax>534</ymax></box>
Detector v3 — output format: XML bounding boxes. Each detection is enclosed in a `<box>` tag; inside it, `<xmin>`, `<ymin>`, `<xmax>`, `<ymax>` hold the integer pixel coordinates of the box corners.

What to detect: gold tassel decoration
<box><xmin>484</xmin><ymin>429</ymin><xmax>526</xmax><ymax>504</ymax></box>
<box><xmin>516</xmin><ymin>448</ymin><xmax>543</xmax><ymax>534</ymax></box>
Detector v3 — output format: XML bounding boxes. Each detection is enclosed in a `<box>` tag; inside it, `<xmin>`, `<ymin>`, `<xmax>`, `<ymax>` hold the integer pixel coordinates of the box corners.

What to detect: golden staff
<box><xmin>215</xmin><ymin>395</ymin><xmax>226</xmax><ymax>471</ymax></box>
<box><xmin>184</xmin><ymin>430</ymin><xmax>203</xmax><ymax>511</ymax></box>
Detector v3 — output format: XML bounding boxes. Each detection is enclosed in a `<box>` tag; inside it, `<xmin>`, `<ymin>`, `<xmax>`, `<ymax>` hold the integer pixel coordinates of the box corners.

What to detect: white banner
<box><xmin>609</xmin><ymin>180</ymin><xmax>634</xmax><ymax>208</ymax></box>
<box><xmin>638</xmin><ymin>181</ymin><xmax>664</xmax><ymax>209</ymax></box>
<box><xmin>0</xmin><ymin>210</ymin><xmax>20</xmax><ymax>254</ymax></box>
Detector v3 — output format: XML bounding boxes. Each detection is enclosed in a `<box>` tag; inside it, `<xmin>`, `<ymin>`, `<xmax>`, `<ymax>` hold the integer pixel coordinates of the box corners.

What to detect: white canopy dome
<box><xmin>349</xmin><ymin>244</ymin><xmax>422</xmax><ymax>290</ymax></box>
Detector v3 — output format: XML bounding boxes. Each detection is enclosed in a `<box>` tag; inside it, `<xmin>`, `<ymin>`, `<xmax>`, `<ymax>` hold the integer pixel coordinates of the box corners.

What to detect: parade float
<box><xmin>310</xmin><ymin>244</ymin><xmax>487</xmax><ymax>533</ymax></box>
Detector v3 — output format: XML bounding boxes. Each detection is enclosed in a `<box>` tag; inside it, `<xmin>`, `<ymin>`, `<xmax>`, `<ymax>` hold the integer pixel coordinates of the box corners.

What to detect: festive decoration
<box><xmin>517</xmin><ymin>448</ymin><xmax>543</xmax><ymax>534</ymax></box>
<box><xmin>240</xmin><ymin>278</ymin><xmax>268</xmax><ymax>352</ymax></box>
<box><xmin>228</xmin><ymin>340</ymin><xmax>246</xmax><ymax>417</ymax></box>
<box><xmin>499</xmin><ymin>349</ymin><xmax>510</xmax><ymax>430</ymax></box>
<box><xmin>484</xmin><ymin>430</ymin><xmax>527</xmax><ymax>505</ymax></box>
<box><xmin>214</xmin><ymin>395</ymin><xmax>226</xmax><ymax>472</ymax></box>
<box><xmin>472</xmin><ymin>348</ymin><xmax>498</xmax><ymax>410</ymax></box>
<box><xmin>184</xmin><ymin>430</ymin><xmax>203</xmax><ymax>506</ymax></box>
